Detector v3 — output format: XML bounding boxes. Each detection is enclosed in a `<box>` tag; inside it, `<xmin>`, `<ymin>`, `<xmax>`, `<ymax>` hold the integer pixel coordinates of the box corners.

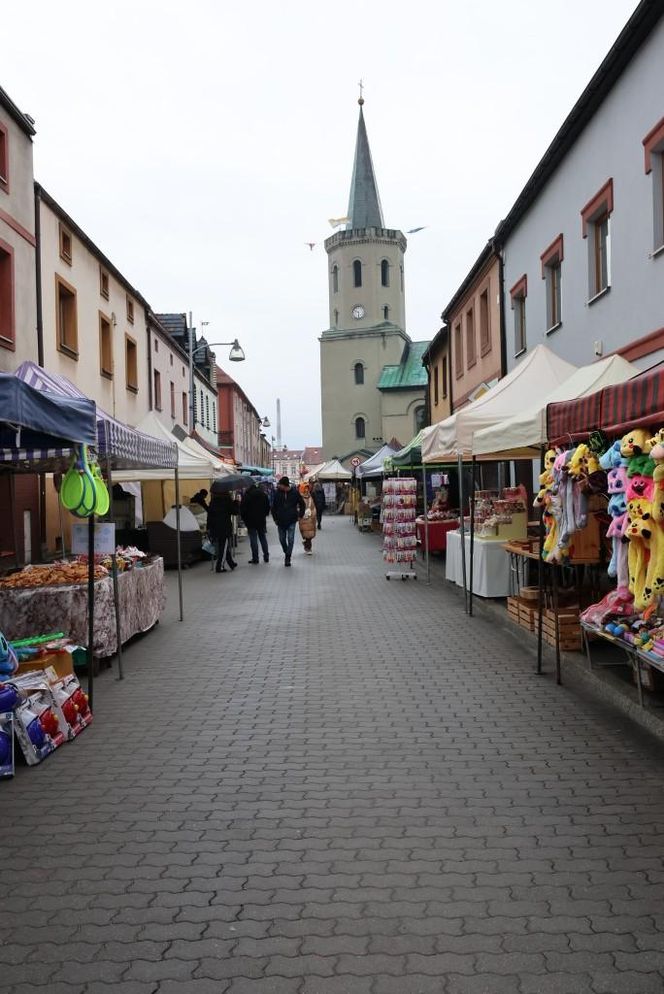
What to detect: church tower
<box><xmin>320</xmin><ymin>96</ymin><xmax>412</xmax><ymax>462</ymax></box>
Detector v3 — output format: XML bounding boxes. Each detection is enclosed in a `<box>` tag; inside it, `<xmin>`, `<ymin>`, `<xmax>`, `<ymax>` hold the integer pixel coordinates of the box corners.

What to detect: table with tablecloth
<box><xmin>445</xmin><ymin>531</ymin><xmax>511</xmax><ymax>598</ymax></box>
<box><xmin>0</xmin><ymin>557</ymin><xmax>165</xmax><ymax>657</ymax></box>
<box><xmin>415</xmin><ymin>518</ymin><xmax>459</xmax><ymax>553</ymax></box>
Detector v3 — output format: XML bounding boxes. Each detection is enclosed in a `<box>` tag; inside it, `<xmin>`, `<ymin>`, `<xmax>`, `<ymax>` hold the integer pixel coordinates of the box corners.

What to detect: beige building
<box><xmin>319</xmin><ymin>99</ymin><xmax>428</xmax><ymax>463</ymax></box>
<box><xmin>37</xmin><ymin>185</ymin><xmax>150</xmax><ymax>428</ymax></box>
<box><xmin>422</xmin><ymin>326</ymin><xmax>451</xmax><ymax>426</ymax></box>
<box><xmin>0</xmin><ymin>86</ymin><xmax>37</xmax><ymax>371</ymax></box>
<box><xmin>148</xmin><ymin>312</ymin><xmax>191</xmax><ymax>432</ymax></box>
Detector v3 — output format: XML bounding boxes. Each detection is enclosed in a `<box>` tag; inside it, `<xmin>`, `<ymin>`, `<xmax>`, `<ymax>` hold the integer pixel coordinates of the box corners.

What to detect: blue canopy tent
<box><xmin>0</xmin><ymin>372</ymin><xmax>96</xmax><ymax>469</ymax></box>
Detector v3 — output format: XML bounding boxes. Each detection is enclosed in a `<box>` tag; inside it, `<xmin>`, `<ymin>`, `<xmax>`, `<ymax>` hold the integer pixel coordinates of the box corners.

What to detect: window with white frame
<box><xmin>510</xmin><ymin>275</ymin><xmax>527</xmax><ymax>356</ymax></box>
<box><xmin>540</xmin><ymin>234</ymin><xmax>563</xmax><ymax>331</ymax></box>
<box><xmin>581</xmin><ymin>179</ymin><xmax>613</xmax><ymax>300</ymax></box>
<box><xmin>643</xmin><ymin>116</ymin><xmax>664</xmax><ymax>253</ymax></box>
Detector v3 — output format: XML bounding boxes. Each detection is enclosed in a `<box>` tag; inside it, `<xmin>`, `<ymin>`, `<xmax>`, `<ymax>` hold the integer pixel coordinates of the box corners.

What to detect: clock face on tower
<box><xmin>352</xmin><ymin>305</ymin><xmax>366</xmax><ymax>320</ymax></box>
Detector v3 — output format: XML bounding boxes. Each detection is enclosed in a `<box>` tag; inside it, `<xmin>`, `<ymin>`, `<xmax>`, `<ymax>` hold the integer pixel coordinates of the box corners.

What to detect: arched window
<box><xmin>334</xmin><ymin>309</ymin><xmax>339</xmax><ymax>326</ymax></box>
<box><xmin>353</xmin><ymin>259</ymin><xmax>362</xmax><ymax>288</ymax></box>
<box><xmin>383</xmin><ymin>305</ymin><xmax>389</xmax><ymax>321</ymax></box>
<box><xmin>381</xmin><ymin>259</ymin><xmax>390</xmax><ymax>286</ymax></box>
<box><xmin>355</xmin><ymin>417</ymin><xmax>366</xmax><ymax>439</ymax></box>
<box><xmin>332</xmin><ymin>265</ymin><xmax>339</xmax><ymax>293</ymax></box>
<box><xmin>415</xmin><ymin>406</ymin><xmax>426</xmax><ymax>431</ymax></box>
<box><xmin>400</xmin><ymin>264</ymin><xmax>404</xmax><ymax>291</ymax></box>
<box><xmin>354</xmin><ymin>363</ymin><xmax>364</xmax><ymax>385</ymax></box>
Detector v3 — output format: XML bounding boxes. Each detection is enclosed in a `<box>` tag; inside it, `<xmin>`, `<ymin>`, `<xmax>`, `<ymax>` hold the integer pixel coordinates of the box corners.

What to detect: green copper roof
<box><xmin>347</xmin><ymin>106</ymin><xmax>384</xmax><ymax>230</ymax></box>
<box><xmin>377</xmin><ymin>341</ymin><xmax>429</xmax><ymax>390</ymax></box>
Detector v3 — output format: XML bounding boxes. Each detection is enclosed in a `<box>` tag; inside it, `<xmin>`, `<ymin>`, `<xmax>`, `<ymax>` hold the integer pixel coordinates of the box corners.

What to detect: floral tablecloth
<box><xmin>0</xmin><ymin>558</ymin><xmax>165</xmax><ymax>657</ymax></box>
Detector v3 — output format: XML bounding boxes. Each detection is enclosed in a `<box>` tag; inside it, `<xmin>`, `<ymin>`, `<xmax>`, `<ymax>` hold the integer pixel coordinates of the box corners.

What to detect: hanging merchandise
<box><xmin>0</xmin><ymin>711</ymin><xmax>14</xmax><ymax>778</ymax></box>
<box><xmin>383</xmin><ymin>477</ymin><xmax>417</xmax><ymax>580</ymax></box>
<box><xmin>59</xmin><ymin>444</ymin><xmax>109</xmax><ymax>519</ymax></box>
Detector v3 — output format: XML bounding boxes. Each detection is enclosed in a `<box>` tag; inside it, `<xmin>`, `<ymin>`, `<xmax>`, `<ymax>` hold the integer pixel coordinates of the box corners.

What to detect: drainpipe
<box><xmin>146</xmin><ymin>310</ymin><xmax>153</xmax><ymax>410</ymax></box>
<box><xmin>492</xmin><ymin>240</ymin><xmax>508</xmax><ymax>378</ymax></box>
<box><xmin>34</xmin><ymin>184</ymin><xmax>46</xmax><ymax>549</ymax></box>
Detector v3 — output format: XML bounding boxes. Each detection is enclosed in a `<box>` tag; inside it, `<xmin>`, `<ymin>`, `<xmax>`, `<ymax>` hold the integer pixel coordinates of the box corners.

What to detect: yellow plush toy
<box><xmin>620</xmin><ymin>428</ymin><xmax>652</xmax><ymax>459</ymax></box>
<box><xmin>649</xmin><ymin>427</ymin><xmax>664</xmax><ymax>523</ymax></box>
<box><xmin>624</xmin><ymin>496</ymin><xmax>664</xmax><ymax>609</ymax></box>
<box><xmin>567</xmin><ymin>443</ymin><xmax>601</xmax><ymax>480</ymax></box>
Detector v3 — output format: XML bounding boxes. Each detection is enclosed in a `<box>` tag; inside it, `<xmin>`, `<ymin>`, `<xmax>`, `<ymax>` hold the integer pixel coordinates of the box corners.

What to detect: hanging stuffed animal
<box><xmin>599</xmin><ymin>440</ymin><xmax>626</xmax><ymax>471</ymax></box>
<box><xmin>648</xmin><ymin>428</ymin><xmax>664</xmax><ymax>524</ymax></box>
<box><xmin>625</xmin><ymin>496</ymin><xmax>661</xmax><ymax>610</ymax></box>
<box><xmin>620</xmin><ymin>428</ymin><xmax>653</xmax><ymax>460</ymax></box>
<box><xmin>607</xmin><ymin>466</ymin><xmax>629</xmax><ymax>587</ymax></box>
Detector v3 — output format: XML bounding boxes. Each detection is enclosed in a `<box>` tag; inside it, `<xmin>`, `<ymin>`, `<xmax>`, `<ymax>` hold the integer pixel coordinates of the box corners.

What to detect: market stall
<box><xmin>422</xmin><ymin>345</ymin><xmax>576</xmax><ymax>611</ymax></box>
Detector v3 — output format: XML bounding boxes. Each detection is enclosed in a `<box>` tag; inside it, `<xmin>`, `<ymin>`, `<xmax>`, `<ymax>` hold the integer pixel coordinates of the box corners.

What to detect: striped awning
<box><xmin>547</xmin><ymin>362</ymin><xmax>664</xmax><ymax>444</ymax></box>
<box><xmin>14</xmin><ymin>362</ymin><xmax>176</xmax><ymax>470</ymax></box>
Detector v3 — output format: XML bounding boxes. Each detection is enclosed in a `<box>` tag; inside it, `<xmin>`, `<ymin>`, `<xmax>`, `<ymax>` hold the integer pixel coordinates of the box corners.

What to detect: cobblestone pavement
<box><xmin>3</xmin><ymin>516</ymin><xmax>664</xmax><ymax>994</ymax></box>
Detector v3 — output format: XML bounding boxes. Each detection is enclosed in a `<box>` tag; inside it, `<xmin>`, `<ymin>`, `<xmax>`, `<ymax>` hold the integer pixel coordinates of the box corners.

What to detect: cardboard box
<box><xmin>17</xmin><ymin>650</ymin><xmax>74</xmax><ymax>681</ymax></box>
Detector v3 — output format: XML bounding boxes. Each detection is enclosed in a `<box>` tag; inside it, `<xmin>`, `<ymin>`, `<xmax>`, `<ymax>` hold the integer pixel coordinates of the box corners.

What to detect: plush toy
<box><xmin>626</xmin><ymin>453</ymin><xmax>655</xmax><ymax>478</ymax></box>
<box><xmin>554</xmin><ymin>449</ymin><xmax>587</xmax><ymax>554</ymax></box>
<box><xmin>627</xmin><ymin>474</ymin><xmax>655</xmax><ymax>502</ymax></box>
<box><xmin>624</xmin><ymin>496</ymin><xmax>664</xmax><ymax>610</ymax></box>
<box><xmin>599</xmin><ymin>440</ymin><xmax>626</xmax><ymax>471</ymax></box>
<box><xmin>620</xmin><ymin>429</ymin><xmax>653</xmax><ymax>459</ymax></box>
<box><xmin>648</xmin><ymin>429</ymin><xmax>664</xmax><ymax>524</ymax></box>
<box><xmin>606</xmin><ymin>466</ymin><xmax>629</xmax><ymax>585</ymax></box>
<box><xmin>0</xmin><ymin>633</ymin><xmax>18</xmax><ymax>678</ymax></box>
<box><xmin>568</xmin><ymin>443</ymin><xmax>606</xmax><ymax>494</ymax></box>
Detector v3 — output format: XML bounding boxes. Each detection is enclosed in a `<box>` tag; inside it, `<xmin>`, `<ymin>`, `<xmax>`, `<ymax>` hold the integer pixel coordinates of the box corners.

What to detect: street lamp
<box><xmin>261</xmin><ymin>416</ymin><xmax>271</xmax><ymax>428</ymax></box>
<box><xmin>187</xmin><ymin>322</ymin><xmax>246</xmax><ymax>434</ymax></box>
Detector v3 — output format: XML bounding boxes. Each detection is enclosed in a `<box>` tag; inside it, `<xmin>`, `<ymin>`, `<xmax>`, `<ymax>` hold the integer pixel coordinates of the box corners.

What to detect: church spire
<box><xmin>346</xmin><ymin>93</ymin><xmax>384</xmax><ymax>231</ymax></box>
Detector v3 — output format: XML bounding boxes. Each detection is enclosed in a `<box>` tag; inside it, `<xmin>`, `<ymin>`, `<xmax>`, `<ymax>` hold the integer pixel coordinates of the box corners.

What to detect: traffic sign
<box><xmin>350</xmin><ymin>456</ymin><xmax>361</xmax><ymax>467</ymax></box>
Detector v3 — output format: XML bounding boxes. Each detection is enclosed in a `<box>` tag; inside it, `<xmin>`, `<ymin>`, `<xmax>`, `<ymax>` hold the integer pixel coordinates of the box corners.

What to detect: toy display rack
<box><xmin>383</xmin><ymin>477</ymin><xmax>418</xmax><ymax>581</ymax></box>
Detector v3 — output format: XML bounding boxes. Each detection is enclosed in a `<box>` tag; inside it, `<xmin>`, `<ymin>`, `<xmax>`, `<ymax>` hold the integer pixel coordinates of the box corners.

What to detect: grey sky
<box><xmin>4</xmin><ymin>0</ymin><xmax>637</xmax><ymax>448</ymax></box>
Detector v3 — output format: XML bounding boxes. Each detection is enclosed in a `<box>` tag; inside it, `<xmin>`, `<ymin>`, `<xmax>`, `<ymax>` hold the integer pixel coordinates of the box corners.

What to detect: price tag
<box><xmin>71</xmin><ymin>522</ymin><xmax>116</xmax><ymax>556</ymax></box>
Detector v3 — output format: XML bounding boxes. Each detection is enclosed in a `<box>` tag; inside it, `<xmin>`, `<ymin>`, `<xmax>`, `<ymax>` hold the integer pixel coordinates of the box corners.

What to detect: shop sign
<box><xmin>71</xmin><ymin>522</ymin><xmax>116</xmax><ymax>556</ymax></box>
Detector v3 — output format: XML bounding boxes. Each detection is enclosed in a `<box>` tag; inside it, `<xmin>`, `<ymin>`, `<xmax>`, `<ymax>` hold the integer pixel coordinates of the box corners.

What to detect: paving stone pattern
<box><xmin>2</xmin><ymin>517</ymin><xmax>664</xmax><ymax>993</ymax></box>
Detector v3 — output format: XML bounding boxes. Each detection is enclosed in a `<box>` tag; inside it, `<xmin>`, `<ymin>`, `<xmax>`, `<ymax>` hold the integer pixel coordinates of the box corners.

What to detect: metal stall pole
<box><xmin>104</xmin><ymin>455</ymin><xmax>123</xmax><ymax>681</ymax></box>
<box><xmin>552</xmin><ymin>563</ymin><xmax>562</xmax><ymax>685</ymax></box>
<box><xmin>421</xmin><ymin>463</ymin><xmax>430</xmax><ymax>584</ymax></box>
<box><xmin>457</xmin><ymin>451</ymin><xmax>468</xmax><ymax>614</ymax></box>
<box><xmin>174</xmin><ymin>454</ymin><xmax>184</xmax><ymax>622</ymax></box>
<box><xmin>469</xmin><ymin>456</ymin><xmax>477</xmax><ymax>617</ymax></box>
<box><xmin>536</xmin><ymin>445</ymin><xmax>545</xmax><ymax>675</ymax></box>
<box><xmin>87</xmin><ymin>513</ymin><xmax>96</xmax><ymax>710</ymax></box>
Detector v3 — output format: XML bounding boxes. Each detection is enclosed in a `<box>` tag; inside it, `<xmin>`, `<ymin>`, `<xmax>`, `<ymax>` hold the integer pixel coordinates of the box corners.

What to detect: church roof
<box><xmin>378</xmin><ymin>341</ymin><xmax>430</xmax><ymax>390</ymax></box>
<box><xmin>346</xmin><ymin>105</ymin><xmax>384</xmax><ymax>230</ymax></box>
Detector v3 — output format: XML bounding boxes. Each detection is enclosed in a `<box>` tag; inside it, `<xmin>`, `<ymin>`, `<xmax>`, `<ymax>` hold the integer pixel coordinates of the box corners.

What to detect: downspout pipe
<box><xmin>34</xmin><ymin>183</ymin><xmax>46</xmax><ymax>549</ymax></box>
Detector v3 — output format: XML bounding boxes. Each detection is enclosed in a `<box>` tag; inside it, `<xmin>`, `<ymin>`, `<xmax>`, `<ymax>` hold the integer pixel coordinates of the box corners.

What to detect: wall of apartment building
<box><xmin>447</xmin><ymin>255</ymin><xmax>502</xmax><ymax>411</ymax></box>
<box><xmin>426</xmin><ymin>338</ymin><xmax>451</xmax><ymax>425</ymax></box>
<box><xmin>0</xmin><ymin>108</ymin><xmax>38</xmax><ymax>371</ymax></box>
<box><xmin>192</xmin><ymin>370</ymin><xmax>218</xmax><ymax>447</ymax></box>
<box><xmin>149</xmin><ymin>321</ymin><xmax>190</xmax><ymax>431</ymax></box>
<box><xmin>38</xmin><ymin>196</ymin><xmax>150</xmax><ymax>427</ymax></box>
<box><xmin>502</xmin><ymin>18</ymin><xmax>664</xmax><ymax>371</ymax></box>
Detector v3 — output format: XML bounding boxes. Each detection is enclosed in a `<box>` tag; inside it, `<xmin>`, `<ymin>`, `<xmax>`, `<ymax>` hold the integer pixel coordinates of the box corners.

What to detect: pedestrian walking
<box><xmin>207</xmin><ymin>492</ymin><xmax>239</xmax><ymax>573</ymax></box>
<box><xmin>240</xmin><ymin>481</ymin><xmax>271</xmax><ymax>564</ymax></box>
<box><xmin>299</xmin><ymin>483</ymin><xmax>317</xmax><ymax>554</ymax></box>
<box><xmin>312</xmin><ymin>481</ymin><xmax>326</xmax><ymax>530</ymax></box>
<box><xmin>272</xmin><ymin>476</ymin><xmax>305</xmax><ymax>567</ymax></box>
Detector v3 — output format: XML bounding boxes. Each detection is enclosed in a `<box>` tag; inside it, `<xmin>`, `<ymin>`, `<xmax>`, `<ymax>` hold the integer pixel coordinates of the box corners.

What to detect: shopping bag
<box><xmin>202</xmin><ymin>537</ymin><xmax>215</xmax><ymax>556</ymax></box>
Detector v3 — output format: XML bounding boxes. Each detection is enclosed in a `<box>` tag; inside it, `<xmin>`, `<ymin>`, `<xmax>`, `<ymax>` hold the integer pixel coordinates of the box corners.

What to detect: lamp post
<box><xmin>187</xmin><ymin>319</ymin><xmax>245</xmax><ymax>434</ymax></box>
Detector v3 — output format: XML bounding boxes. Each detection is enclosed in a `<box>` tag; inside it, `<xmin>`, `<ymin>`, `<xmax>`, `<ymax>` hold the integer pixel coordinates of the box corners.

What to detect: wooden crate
<box><xmin>507</xmin><ymin>596</ymin><xmax>521</xmax><ymax>627</ymax></box>
<box><xmin>507</xmin><ymin>595</ymin><xmax>537</xmax><ymax>632</ymax></box>
<box><xmin>541</xmin><ymin>607</ymin><xmax>582</xmax><ymax>651</ymax></box>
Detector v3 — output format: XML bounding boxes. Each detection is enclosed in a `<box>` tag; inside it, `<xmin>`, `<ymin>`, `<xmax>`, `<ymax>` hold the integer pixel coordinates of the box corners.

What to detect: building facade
<box><xmin>443</xmin><ymin>244</ymin><xmax>503</xmax><ymax>411</ymax></box>
<box><xmin>147</xmin><ymin>312</ymin><xmax>191</xmax><ymax>432</ymax></box>
<box><xmin>156</xmin><ymin>313</ymin><xmax>218</xmax><ymax>447</ymax></box>
<box><xmin>496</xmin><ymin>2</ymin><xmax>664</xmax><ymax>373</ymax></box>
<box><xmin>215</xmin><ymin>365</ymin><xmax>268</xmax><ymax>467</ymax></box>
<box><xmin>422</xmin><ymin>327</ymin><xmax>451</xmax><ymax>426</ymax></box>
<box><xmin>320</xmin><ymin>99</ymin><xmax>428</xmax><ymax>463</ymax></box>
<box><xmin>273</xmin><ymin>448</ymin><xmax>304</xmax><ymax>482</ymax></box>
<box><xmin>0</xmin><ymin>86</ymin><xmax>37</xmax><ymax>371</ymax></box>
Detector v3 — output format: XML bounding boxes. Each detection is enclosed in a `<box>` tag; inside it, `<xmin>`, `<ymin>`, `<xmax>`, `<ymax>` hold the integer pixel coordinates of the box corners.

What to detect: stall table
<box><xmin>445</xmin><ymin>530</ymin><xmax>511</xmax><ymax>598</ymax></box>
<box><xmin>416</xmin><ymin>518</ymin><xmax>459</xmax><ymax>553</ymax></box>
<box><xmin>0</xmin><ymin>557</ymin><xmax>165</xmax><ymax>658</ymax></box>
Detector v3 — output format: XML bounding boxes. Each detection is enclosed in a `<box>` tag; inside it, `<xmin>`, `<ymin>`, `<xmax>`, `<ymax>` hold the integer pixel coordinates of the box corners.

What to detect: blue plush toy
<box><xmin>0</xmin><ymin>633</ymin><xmax>18</xmax><ymax>678</ymax></box>
<box><xmin>599</xmin><ymin>440</ymin><xmax>628</xmax><ymax>471</ymax></box>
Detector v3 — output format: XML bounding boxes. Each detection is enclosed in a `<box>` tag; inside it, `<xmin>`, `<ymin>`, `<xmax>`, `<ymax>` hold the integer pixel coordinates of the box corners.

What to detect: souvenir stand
<box><xmin>0</xmin><ymin>372</ymin><xmax>98</xmax><ymax>774</ymax></box>
<box><xmin>422</xmin><ymin>345</ymin><xmax>577</xmax><ymax>613</ymax></box>
<box><xmin>544</xmin><ymin>363</ymin><xmax>664</xmax><ymax>705</ymax></box>
<box><xmin>382</xmin><ymin>477</ymin><xmax>417</xmax><ymax>580</ymax></box>
<box><xmin>384</xmin><ymin>432</ymin><xmax>459</xmax><ymax>585</ymax></box>
<box><xmin>472</xmin><ymin>356</ymin><xmax>638</xmax><ymax>678</ymax></box>
<box><xmin>9</xmin><ymin>363</ymin><xmax>182</xmax><ymax>699</ymax></box>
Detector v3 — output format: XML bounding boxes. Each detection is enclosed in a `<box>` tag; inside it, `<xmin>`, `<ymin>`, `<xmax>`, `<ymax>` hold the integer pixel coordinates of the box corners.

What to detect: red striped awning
<box><xmin>547</xmin><ymin>363</ymin><xmax>664</xmax><ymax>445</ymax></box>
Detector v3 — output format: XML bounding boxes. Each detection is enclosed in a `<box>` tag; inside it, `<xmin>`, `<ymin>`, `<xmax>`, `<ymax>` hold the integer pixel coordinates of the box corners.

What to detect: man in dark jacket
<box><xmin>240</xmin><ymin>482</ymin><xmax>271</xmax><ymax>564</ymax></box>
<box><xmin>271</xmin><ymin>477</ymin><xmax>305</xmax><ymax>566</ymax></box>
<box><xmin>207</xmin><ymin>493</ymin><xmax>239</xmax><ymax>573</ymax></box>
<box><xmin>312</xmin><ymin>481</ymin><xmax>326</xmax><ymax>530</ymax></box>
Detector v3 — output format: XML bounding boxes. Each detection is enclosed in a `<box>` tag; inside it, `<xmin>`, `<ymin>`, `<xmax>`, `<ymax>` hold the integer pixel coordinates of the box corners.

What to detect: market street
<box><xmin>3</xmin><ymin>516</ymin><xmax>664</xmax><ymax>994</ymax></box>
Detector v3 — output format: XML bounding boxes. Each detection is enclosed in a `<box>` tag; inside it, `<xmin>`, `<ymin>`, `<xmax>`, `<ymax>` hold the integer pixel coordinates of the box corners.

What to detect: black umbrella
<box><xmin>210</xmin><ymin>474</ymin><xmax>254</xmax><ymax>494</ymax></box>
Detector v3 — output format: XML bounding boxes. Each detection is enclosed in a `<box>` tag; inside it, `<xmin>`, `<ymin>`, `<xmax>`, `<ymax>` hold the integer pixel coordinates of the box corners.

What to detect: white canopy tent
<box><xmin>472</xmin><ymin>354</ymin><xmax>639</xmax><ymax>459</ymax></box>
<box><xmin>421</xmin><ymin>344</ymin><xmax>577</xmax><ymax>464</ymax></box>
<box><xmin>112</xmin><ymin>412</ymin><xmax>219</xmax><ymax>481</ymax></box>
<box><xmin>180</xmin><ymin>433</ymin><xmax>234</xmax><ymax>476</ymax></box>
<box><xmin>304</xmin><ymin>462</ymin><xmax>326</xmax><ymax>481</ymax></box>
<box><xmin>314</xmin><ymin>458</ymin><xmax>352</xmax><ymax>481</ymax></box>
<box><xmin>356</xmin><ymin>443</ymin><xmax>400</xmax><ymax>478</ymax></box>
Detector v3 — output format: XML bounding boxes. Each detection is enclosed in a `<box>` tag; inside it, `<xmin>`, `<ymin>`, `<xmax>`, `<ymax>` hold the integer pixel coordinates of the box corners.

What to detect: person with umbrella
<box><xmin>207</xmin><ymin>476</ymin><xmax>251</xmax><ymax>573</ymax></box>
<box><xmin>272</xmin><ymin>476</ymin><xmax>305</xmax><ymax>566</ymax></box>
<box><xmin>240</xmin><ymin>480</ymin><xmax>271</xmax><ymax>564</ymax></box>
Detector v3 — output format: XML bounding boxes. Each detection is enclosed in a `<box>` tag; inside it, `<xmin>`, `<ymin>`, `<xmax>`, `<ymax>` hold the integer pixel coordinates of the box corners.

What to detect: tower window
<box><xmin>415</xmin><ymin>406</ymin><xmax>426</xmax><ymax>432</ymax></box>
<box><xmin>383</xmin><ymin>305</ymin><xmax>389</xmax><ymax>321</ymax></box>
<box><xmin>332</xmin><ymin>265</ymin><xmax>339</xmax><ymax>293</ymax></box>
<box><xmin>353</xmin><ymin>260</ymin><xmax>362</xmax><ymax>288</ymax></box>
<box><xmin>355</xmin><ymin>417</ymin><xmax>365</xmax><ymax>439</ymax></box>
<box><xmin>381</xmin><ymin>259</ymin><xmax>390</xmax><ymax>286</ymax></box>
<box><xmin>354</xmin><ymin>363</ymin><xmax>364</xmax><ymax>385</ymax></box>
<box><xmin>400</xmin><ymin>265</ymin><xmax>404</xmax><ymax>291</ymax></box>
<box><xmin>334</xmin><ymin>309</ymin><xmax>339</xmax><ymax>326</ymax></box>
